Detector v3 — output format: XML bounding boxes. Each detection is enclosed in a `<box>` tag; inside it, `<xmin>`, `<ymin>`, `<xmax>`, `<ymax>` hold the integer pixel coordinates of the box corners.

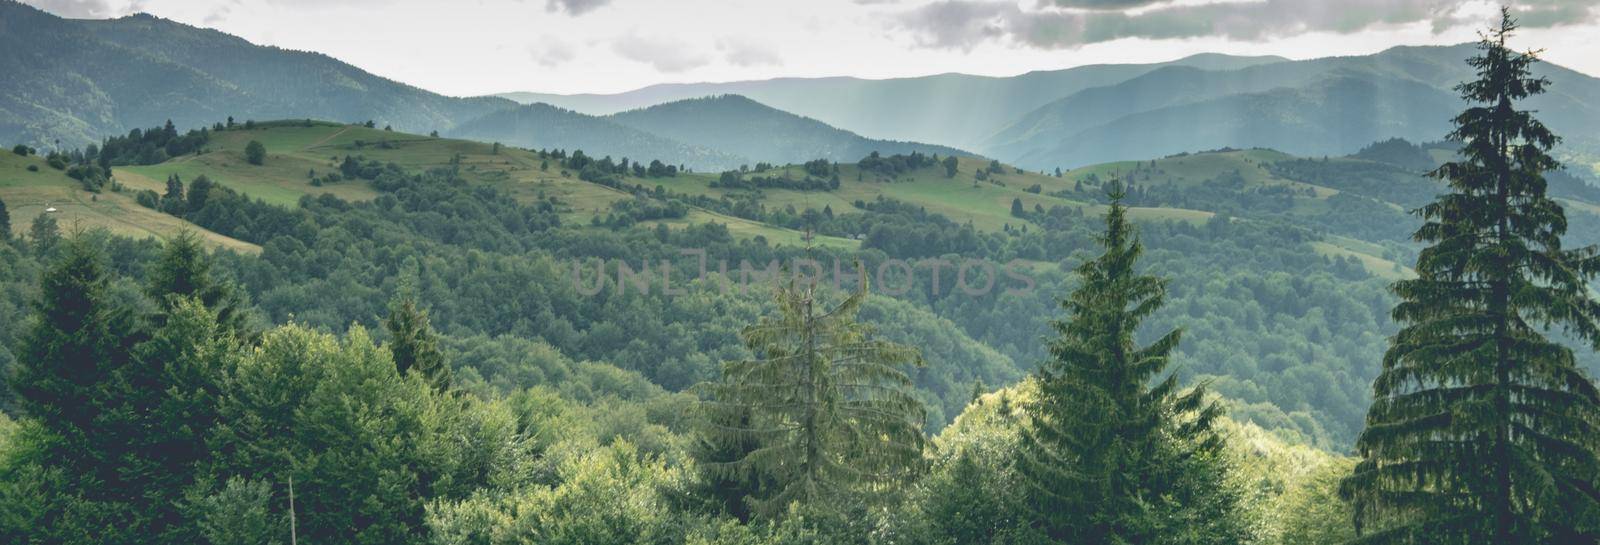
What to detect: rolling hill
<box><xmin>17</xmin><ymin>119</ymin><xmax>1600</xmax><ymax>446</ymax></box>
<box><xmin>0</xmin><ymin>0</ymin><xmax>510</xmax><ymax>150</ymax></box>
<box><xmin>446</xmin><ymin>103</ymin><xmax>748</xmax><ymax>171</ymax></box>
<box><xmin>501</xmin><ymin>43</ymin><xmax>1600</xmax><ymax>171</ymax></box>
<box><xmin>1003</xmin><ymin>74</ymin><xmax>1460</xmax><ymax>169</ymax></box>
<box><xmin>496</xmin><ymin>53</ymin><xmax>1290</xmax><ymax>148</ymax></box>
<box><xmin>0</xmin><ymin>149</ymin><xmax>257</xmax><ymax>252</ymax></box>
<box><xmin>606</xmin><ymin>95</ymin><xmax>971</xmax><ymax>166</ymax></box>
<box><xmin>982</xmin><ymin>44</ymin><xmax>1600</xmax><ymax>169</ymax></box>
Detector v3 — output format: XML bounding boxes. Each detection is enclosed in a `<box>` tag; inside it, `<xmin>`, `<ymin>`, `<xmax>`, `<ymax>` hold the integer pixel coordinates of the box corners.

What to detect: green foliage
<box><xmin>1344</xmin><ymin>12</ymin><xmax>1600</xmax><ymax>543</ymax></box>
<box><xmin>426</xmin><ymin>441</ymin><xmax>675</xmax><ymax>545</ymax></box>
<box><xmin>203</xmin><ymin>324</ymin><xmax>532</xmax><ymax>545</ymax></box>
<box><xmin>385</xmin><ymin>294</ymin><xmax>452</xmax><ymax>390</ymax></box>
<box><xmin>0</xmin><ymin>197</ymin><xmax>10</xmax><ymax>238</ymax></box>
<box><xmin>244</xmin><ymin>140</ymin><xmax>266</xmax><ymax>166</ymax></box>
<box><xmin>11</xmin><ymin>234</ymin><xmax>130</xmax><ymax>478</ymax></box>
<box><xmin>190</xmin><ymin>477</ymin><xmax>283</xmax><ymax>545</ymax></box>
<box><xmin>147</xmin><ymin>230</ymin><xmax>251</xmax><ymax>335</ymax></box>
<box><xmin>1272</xmin><ymin>459</ymin><xmax>1356</xmax><ymax>545</ymax></box>
<box><xmin>910</xmin><ymin>389</ymin><xmax>1031</xmax><ymax>545</ymax></box>
<box><xmin>114</xmin><ymin>297</ymin><xmax>232</xmax><ymax>542</ymax></box>
<box><xmin>1017</xmin><ymin>186</ymin><xmax>1245</xmax><ymax>543</ymax></box>
<box><xmin>27</xmin><ymin>214</ymin><xmax>60</xmax><ymax>255</ymax></box>
<box><xmin>3</xmin><ymin>233</ymin><xmax>155</xmax><ymax>541</ymax></box>
<box><xmin>695</xmin><ymin>280</ymin><xmax>927</xmax><ymax>518</ymax></box>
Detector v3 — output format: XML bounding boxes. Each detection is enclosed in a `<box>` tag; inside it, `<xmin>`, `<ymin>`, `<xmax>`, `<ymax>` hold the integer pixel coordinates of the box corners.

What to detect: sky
<box><xmin>21</xmin><ymin>0</ymin><xmax>1600</xmax><ymax>97</ymax></box>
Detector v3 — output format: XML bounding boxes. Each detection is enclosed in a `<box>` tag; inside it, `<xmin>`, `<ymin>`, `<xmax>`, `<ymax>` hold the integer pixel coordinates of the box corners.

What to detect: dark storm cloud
<box><xmin>546</xmin><ymin>0</ymin><xmax>611</xmax><ymax>16</ymax></box>
<box><xmin>897</xmin><ymin>0</ymin><xmax>1600</xmax><ymax>49</ymax></box>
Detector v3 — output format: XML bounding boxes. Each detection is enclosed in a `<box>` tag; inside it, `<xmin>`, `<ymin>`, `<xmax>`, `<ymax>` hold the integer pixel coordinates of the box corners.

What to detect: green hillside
<box><xmin>23</xmin><ymin>123</ymin><xmax>1404</xmax><ymax>444</ymax></box>
<box><xmin>17</xmin><ymin>119</ymin><xmax>1598</xmax><ymax>448</ymax></box>
<box><xmin>446</xmin><ymin>102</ymin><xmax>749</xmax><ymax>171</ymax></box>
<box><xmin>607</xmin><ymin>95</ymin><xmax>971</xmax><ymax>165</ymax></box>
<box><xmin>0</xmin><ymin>150</ymin><xmax>257</xmax><ymax>252</ymax></box>
<box><xmin>0</xmin><ymin>1</ymin><xmax>510</xmax><ymax>150</ymax></box>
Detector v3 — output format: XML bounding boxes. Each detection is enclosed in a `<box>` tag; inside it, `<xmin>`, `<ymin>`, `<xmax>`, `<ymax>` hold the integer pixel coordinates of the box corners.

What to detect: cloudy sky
<box><xmin>22</xmin><ymin>0</ymin><xmax>1600</xmax><ymax>96</ymax></box>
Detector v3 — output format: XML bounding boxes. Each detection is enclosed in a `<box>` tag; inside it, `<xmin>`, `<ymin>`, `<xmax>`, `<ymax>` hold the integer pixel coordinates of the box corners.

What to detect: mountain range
<box><xmin>4</xmin><ymin>0</ymin><xmax>1600</xmax><ymax>175</ymax></box>
<box><xmin>505</xmin><ymin>44</ymin><xmax>1600</xmax><ymax>171</ymax></box>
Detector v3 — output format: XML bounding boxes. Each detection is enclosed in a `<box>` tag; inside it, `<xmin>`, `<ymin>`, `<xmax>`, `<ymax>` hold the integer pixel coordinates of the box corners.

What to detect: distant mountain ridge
<box><xmin>605</xmin><ymin>95</ymin><xmax>969</xmax><ymax>166</ymax></box>
<box><xmin>7</xmin><ymin>0</ymin><xmax>1600</xmax><ymax>175</ymax></box>
<box><xmin>503</xmin><ymin>44</ymin><xmax>1600</xmax><ymax>171</ymax></box>
<box><xmin>1009</xmin><ymin>74</ymin><xmax>1460</xmax><ymax>169</ymax></box>
<box><xmin>984</xmin><ymin>44</ymin><xmax>1600</xmax><ymax>169</ymax></box>
<box><xmin>0</xmin><ymin>0</ymin><xmax>968</xmax><ymax>171</ymax></box>
<box><xmin>446</xmin><ymin>102</ymin><xmax>749</xmax><ymax>170</ymax></box>
<box><xmin>0</xmin><ymin>0</ymin><xmax>511</xmax><ymax>149</ymax></box>
<box><xmin>495</xmin><ymin>53</ymin><xmax>1290</xmax><ymax>148</ymax></box>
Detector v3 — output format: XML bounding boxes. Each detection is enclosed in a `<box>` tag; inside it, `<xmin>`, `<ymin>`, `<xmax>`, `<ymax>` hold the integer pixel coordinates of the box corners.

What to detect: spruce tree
<box><xmin>1016</xmin><ymin>182</ymin><xmax>1238</xmax><ymax>544</ymax></box>
<box><xmin>1344</xmin><ymin>11</ymin><xmax>1600</xmax><ymax>543</ymax></box>
<box><xmin>29</xmin><ymin>213</ymin><xmax>60</xmax><ymax>255</ymax></box>
<box><xmin>383</xmin><ymin>294</ymin><xmax>451</xmax><ymax>390</ymax></box>
<box><xmin>695</xmin><ymin>278</ymin><xmax>926</xmax><ymax>517</ymax></box>
<box><xmin>12</xmin><ymin>234</ymin><xmax>134</xmax><ymax>488</ymax></box>
<box><xmin>117</xmin><ymin>298</ymin><xmax>230</xmax><ymax>544</ymax></box>
<box><xmin>0</xmin><ymin>196</ymin><xmax>10</xmax><ymax>239</ymax></box>
<box><xmin>146</xmin><ymin>230</ymin><xmax>249</xmax><ymax>336</ymax></box>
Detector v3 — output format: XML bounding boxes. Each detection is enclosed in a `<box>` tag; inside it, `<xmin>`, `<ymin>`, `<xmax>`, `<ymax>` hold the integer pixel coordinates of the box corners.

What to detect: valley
<box><xmin>3</xmin><ymin>1</ymin><xmax>1600</xmax><ymax>542</ymax></box>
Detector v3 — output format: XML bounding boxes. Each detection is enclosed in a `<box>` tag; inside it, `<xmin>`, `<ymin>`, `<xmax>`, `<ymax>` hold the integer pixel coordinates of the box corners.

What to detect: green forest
<box><xmin>0</xmin><ymin>12</ymin><xmax>1598</xmax><ymax>545</ymax></box>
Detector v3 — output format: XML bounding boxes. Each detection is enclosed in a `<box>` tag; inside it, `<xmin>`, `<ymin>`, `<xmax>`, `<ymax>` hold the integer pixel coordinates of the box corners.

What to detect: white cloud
<box><xmin>612</xmin><ymin>33</ymin><xmax>711</xmax><ymax>73</ymax></box>
<box><xmin>530</xmin><ymin>37</ymin><xmax>577</xmax><ymax>67</ymax></box>
<box><xmin>546</xmin><ymin>0</ymin><xmax>610</xmax><ymax>16</ymax></box>
<box><xmin>20</xmin><ymin>0</ymin><xmax>127</xmax><ymax>18</ymax></box>
<box><xmin>718</xmin><ymin>36</ymin><xmax>783</xmax><ymax>67</ymax></box>
<box><xmin>895</xmin><ymin>0</ymin><xmax>1600</xmax><ymax>50</ymax></box>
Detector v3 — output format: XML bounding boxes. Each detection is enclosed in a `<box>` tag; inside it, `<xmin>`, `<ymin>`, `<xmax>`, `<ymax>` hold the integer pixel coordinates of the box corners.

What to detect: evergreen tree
<box><xmin>162</xmin><ymin>174</ymin><xmax>186</xmax><ymax>215</ymax></box>
<box><xmin>29</xmin><ymin>213</ymin><xmax>60</xmax><ymax>255</ymax></box>
<box><xmin>187</xmin><ymin>175</ymin><xmax>215</xmax><ymax>213</ymax></box>
<box><xmin>695</xmin><ymin>278</ymin><xmax>926</xmax><ymax>517</ymax></box>
<box><xmin>1016</xmin><ymin>182</ymin><xmax>1239</xmax><ymax>544</ymax></box>
<box><xmin>688</xmin><ymin>402</ymin><xmax>772</xmax><ymax>522</ymax></box>
<box><xmin>0</xmin><ymin>196</ymin><xmax>10</xmax><ymax>239</ymax></box>
<box><xmin>147</xmin><ymin>230</ymin><xmax>250</xmax><ymax>336</ymax></box>
<box><xmin>12</xmin><ymin>234</ymin><xmax>135</xmax><ymax>488</ymax></box>
<box><xmin>1343</xmin><ymin>11</ymin><xmax>1600</xmax><ymax>543</ymax></box>
<box><xmin>383</xmin><ymin>294</ymin><xmax>451</xmax><ymax>390</ymax></box>
<box><xmin>244</xmin><ymin>140</ymin><xmax>266</xmax><ymax>166</ymax></box>
<box><xmin>116</xmin><ymin>298</ymin><xmax>230</xmax><ymax>544</ymax></box>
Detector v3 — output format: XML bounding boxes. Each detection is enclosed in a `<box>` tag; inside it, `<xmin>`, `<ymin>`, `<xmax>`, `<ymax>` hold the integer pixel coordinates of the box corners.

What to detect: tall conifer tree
<box><xmin>117</xmin><ymin>298</ymin><xmax>229</xmax><ymax>544</ymax></box>
<box><xmin>384</xmin><ymin>294</ymin><xmax>451</xmax><ymax>390</ymax></box>
<box><xmin>696</xmin><ymin>278</ymin><xmax>926</xmax><ymax>517</ymax></box>
<box><xmin>0</xmin><ymin>196</ymin><xmax>11</xmax><ymax>239</ymax></box>
<box><xmin>1344</xmin><ymin>10</ymin><xmax>1600</xmax><ymax>543</ymax></box>
<box><xmin>146</xmin><ymin>230</ymin><xmax>249</xmax><ymax>336</ymax></box>
<box><xmin>11</xmin><ymin>233</ymin><xmax>138</xmax><ymax>515</ymax></box>
<box><xmin>1017</xmin><ymin>182</ymin><xmax>1238</xmax><ymax>544</ymax></box>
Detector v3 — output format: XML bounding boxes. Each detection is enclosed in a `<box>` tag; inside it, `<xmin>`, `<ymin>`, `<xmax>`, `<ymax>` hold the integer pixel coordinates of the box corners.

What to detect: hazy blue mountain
<box><xmin>448</xmin><ymin>103</ymin><xmax>747</xmax><ymax>170</ymax></box>
<box><xmin>986</xmin><ymin>44</ymin><xmax>1600</xmax><ymax>169</ymax></box>
<box><xmin>606</xmin><ymin>95</ymin><xmax>972</xmax><ymax>166</ymax></box>
<box><xmin>495</xmin><ymin>53</ymin><xmax>1289</xmax><ymax>148</ymax></box>
<box><xmin>1008</xmin><ymin>74</ymin><xmax>1460</xmax><ymax>169</ymax></box>
<box><xmin>0</xmin><ymin>1</ymin><xmax>511</xmax><ymax>149</ymax></box>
